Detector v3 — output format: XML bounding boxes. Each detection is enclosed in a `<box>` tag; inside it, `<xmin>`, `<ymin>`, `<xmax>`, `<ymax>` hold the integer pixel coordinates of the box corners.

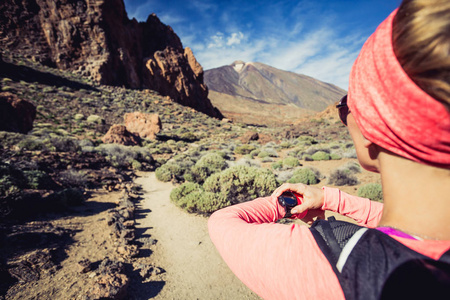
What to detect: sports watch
<box><xmin>277</xmin><ymin>191</ymin><xmax>299</xmax><ymax>218</ymax></box>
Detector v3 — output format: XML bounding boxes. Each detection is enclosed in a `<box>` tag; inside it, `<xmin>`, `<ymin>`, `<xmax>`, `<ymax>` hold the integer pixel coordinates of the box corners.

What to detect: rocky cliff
<box><xmin>0</xmin><ymin>0</ymin><xmax>221</xmax><ymax>118</ymax></box>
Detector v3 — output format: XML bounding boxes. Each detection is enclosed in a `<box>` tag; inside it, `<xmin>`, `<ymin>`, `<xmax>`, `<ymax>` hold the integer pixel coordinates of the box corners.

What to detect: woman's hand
<box><xmin>272</xmin><ymin>183</ymin><xmax>325</xmax><ymax>224</ymax></box>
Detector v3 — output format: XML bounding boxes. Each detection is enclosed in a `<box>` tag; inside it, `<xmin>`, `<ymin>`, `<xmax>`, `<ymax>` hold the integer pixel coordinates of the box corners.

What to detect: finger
<box><xmin>291</xmin><ymin>203</ymin><xmax>308</xmax><ymax>215</ymax></box>
<box><xmin>271</xmin><ymin>183</ymin><xmax>292</xmax><ymax>197</ymax></box>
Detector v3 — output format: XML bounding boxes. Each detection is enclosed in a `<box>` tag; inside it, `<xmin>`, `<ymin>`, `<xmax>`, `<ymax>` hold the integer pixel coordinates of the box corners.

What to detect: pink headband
<box><xmin>348</xmin><ymin>9</ymin><xmax>450</xmax><ymax>168</ymax></box>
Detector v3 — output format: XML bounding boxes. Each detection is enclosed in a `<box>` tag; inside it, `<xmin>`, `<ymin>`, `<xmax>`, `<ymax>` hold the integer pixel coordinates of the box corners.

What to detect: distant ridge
<box><xmin>204</xmin><ymin>61</ymin><xmax>346</xmax><ymax>126</ymax></box>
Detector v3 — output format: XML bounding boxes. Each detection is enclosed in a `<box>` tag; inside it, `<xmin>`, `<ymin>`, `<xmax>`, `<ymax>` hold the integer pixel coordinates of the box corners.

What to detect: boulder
<box><xmin>102</xmin><ymin>125</ymin><xmax>141</xmax><ymax>146</ymax></box>
<box><xmin>124</xmin><ymin>112</ymin><xmax>161</xmax><ymax>140</ymax></box>
<box><xmin>0</xmin><ymin>92</ymin><xmax>36</xmax><ymax>133</ymax></box>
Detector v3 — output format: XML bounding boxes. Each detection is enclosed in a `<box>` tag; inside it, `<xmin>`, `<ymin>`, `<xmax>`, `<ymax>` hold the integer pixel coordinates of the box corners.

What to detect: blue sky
<box><xmin>123</xmin><ymin>0</ymin><xmax>401</xmax><ymax>90</ymax></box>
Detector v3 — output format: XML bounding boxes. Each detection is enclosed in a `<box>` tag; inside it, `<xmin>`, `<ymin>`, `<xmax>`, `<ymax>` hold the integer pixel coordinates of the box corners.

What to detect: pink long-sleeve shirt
<box><xmin>208</xmin><ymin>187</ymin><xmax>450</xmax><ymax>300</ymax></box>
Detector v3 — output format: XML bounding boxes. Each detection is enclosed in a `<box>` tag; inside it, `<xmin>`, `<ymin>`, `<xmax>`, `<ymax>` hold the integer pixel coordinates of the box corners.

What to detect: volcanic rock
<box><xmin>0</xmin><ymin>92</ymin><xmax>36</xmax><ymax>133</ymax></box>
<box><xmin>0</xmin><ymin>0</ymin><xmax>222</xmax><ymax>118</ymax></box>
<box><xmin>124</xmin><ymin>112</ymin><xmax>161</xmax><ymax>140</ymax></box>
<box><xmin>102</xmin><ymin>125</ymin><xmax>141</xmax><ymax>146</ymax></box>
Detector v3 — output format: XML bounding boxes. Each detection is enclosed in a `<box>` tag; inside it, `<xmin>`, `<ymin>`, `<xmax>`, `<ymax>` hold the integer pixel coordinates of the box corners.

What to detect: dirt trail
<box><xmin>134</xmin><ymin>172</ymin><xmax>260</xmax><ymax>300</ymax></box>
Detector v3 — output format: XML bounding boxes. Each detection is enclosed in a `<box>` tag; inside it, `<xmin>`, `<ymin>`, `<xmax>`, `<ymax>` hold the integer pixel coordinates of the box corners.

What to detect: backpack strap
<box><xmin>309</xmin><ymin>216</ymin><xmax>363</xmax><ymax>270</ymax></box>
<box><xmin>310</xmin><ymin>217</ymin><xmax>450</xmax><ymax>300</ymax></box>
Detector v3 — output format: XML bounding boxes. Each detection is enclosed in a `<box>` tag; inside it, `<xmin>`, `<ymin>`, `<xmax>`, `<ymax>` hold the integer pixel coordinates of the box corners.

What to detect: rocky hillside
<box><xmin>0</xmin><ymin>0</ymin><xmax>221</xmax><ymax>118</ymax></box>
<box><xmin>205</xmin><ymin>61</ymin><xmax>346</xmax><ymax>126</ymax></box>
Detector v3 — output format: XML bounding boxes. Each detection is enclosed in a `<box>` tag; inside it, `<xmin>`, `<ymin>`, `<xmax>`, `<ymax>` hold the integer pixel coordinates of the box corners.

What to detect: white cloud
<box><xmin>226</xmin><ymin>32</ymin><xmax>244</xmax><ymax>46</ymax></box>
<box><xmin>207</xmin><ymin>32</ymin><xmax>225</xmax><ymax>48</ymax></box>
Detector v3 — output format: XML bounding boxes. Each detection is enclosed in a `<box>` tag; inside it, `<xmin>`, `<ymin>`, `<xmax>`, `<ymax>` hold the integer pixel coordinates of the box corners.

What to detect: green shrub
<box><xmin>358</xmin><ymin>183</ymin><xmax>383</xmax><ymax>202</ymax></box>
<box><xmin>155</xmin><ymin>163</ymin><xmax>182</xmax><ymax>182</ymax></box>
<box><xmin>330</xmin><ymin>153</ymin><xmax>342</xmax><ymax>160</ymax></box>
<box><xmin>280</xmin><ymin>141</ymin><xmax>292</xmax><ymax>149</ymax></box>
<box><xmin>190</xmin><ymin>152</ymin><xmax>227</xmax><ymax>184</ymax></box>
<box><xmin>235</xmin><ymin>144</ymin><xmax>257</xmax><ymax>155</ymax></box>
<box><xmin>288</xmin><ymin>168</ymin><xmax>319</xmax><ymax>185</ymax></box>
<box><xmin>0</xmin><ymin>131</ymin><xmax>27</xmax><ymax>147</ymax></box>
<box><xmin>249</xmin><ymin>149</ymin><xmax>260</xmax><ymax>158</ymax></box>
<box><xmin>131</xmin><ymin>160</ymin><xmax>142</xmax><ymax>170</ymax></box>
<box><xmin>170</xmin><ymin>182</ymin><xmax>202</xmax><ymax>203</ymax></box>
<box><xmin>23</xmin><ymin>170</ymin><xmax>54</xmax><ymax>189</ymax></box>
<box><xmin>174</xmin><ymin>190</ymin><xmax>230</xmax><ymax>214</ymax></box>
<box><xmin>203</xmin><ymin>165</ymin><xmax>278</xmax><ymax>204</ymax></box>
<box><xmin>86</xmin><ymin>115</ymin><xmax>105</xmax><ymax>125</ymax></box>
<box><xmin>271</xmin><ymin>161</ymin><xmax>283</xmax><ymax>170</ymax></box>
<box><xmin>180</xmin><ymin>132</ymin><xmax>197</xmax><ymax>142</ymax></box>
<box><xmin>282</xmin><ymin>156</ymin><xmax>300</xmax><ymax>168</ymax></box>
<box><xmin>311</xmin><ymin>151</ymin><xmax>331</xmax><ymax>161</ymax></box>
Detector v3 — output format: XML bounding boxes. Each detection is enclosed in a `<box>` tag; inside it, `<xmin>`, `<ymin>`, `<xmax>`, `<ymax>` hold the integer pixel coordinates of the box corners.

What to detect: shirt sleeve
<box><xmin>322</xmin><ymin>187</ymin><xmax>383</xmax><ymax>228</ymax></box>
<box><xmin>208</xmin><ymin>196</ymin><xmax>345</xmax><ymax>300</ymax></box>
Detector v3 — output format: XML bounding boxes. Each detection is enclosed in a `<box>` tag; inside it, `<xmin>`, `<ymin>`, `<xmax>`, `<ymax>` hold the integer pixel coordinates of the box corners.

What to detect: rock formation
<box><xmin>0</xmin><ymin>0</ymin><xmax>222</xmax><ymax>118</ymax></box>
<box><xmin>0</xmin><ymin>92</ymin><xmax>36</xmax><ymax>133</ymax></box>
<box><xmin>102</xmin><ymin>125</ymin><xmax>141</xmax><ymax>146</ymax></box>
<box><xmin>124</xmin><ymin>112</ymin><xmax>161</xmax><ymax>140</ymax></box>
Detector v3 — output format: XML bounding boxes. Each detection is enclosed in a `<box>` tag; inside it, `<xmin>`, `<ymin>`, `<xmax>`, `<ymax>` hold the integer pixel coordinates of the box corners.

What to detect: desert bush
<box><xmin>276</xmin><ymin>170</ymin><xmax>294</xmax><ymax>183</ymax></box>
<box><xmin>235</xmin><ymin>144</ymin><xmax>257</xmax><ymax>155</ymax></box>
<box><xmin>86</xmin><ymin>115</ymin><xmax>105</xmax><ymax>125</ymax></box>
<box><xmin>50</xmin><ymin>136</ymin><xmax>80</xmax><ymax>152</ymax></box>
<box><xmin>184</xmin><ymin>191</ymin><xmax>229</xmax><ymax>214</ymax></box>
<box><xmin>297</xmin><ymin>136</ymin><xmax>318</xmax><ymax>145</ymax></box>
<box><xmin>328</xmin><ymin>169</ymin><xmax>359</xmax><ymax>186</ymax></box>
<box><xmin>203</xmin><ymin>165</ymin><xmax>278</xmax><ymax>204</ymax></box>
<box><xmin>0</xmin><ymin>163</ymin><xmax>26</xmax><ymax>197</ymax></box>
<box><xmin>155</xmin><ymin>163</ymin><xmax>182</xmax><ymax>182</ymax></box>
<box><xmin>258</xmin><ymin>148</ymin><xmax>278</xmax><ymax>158</ymax></box>
<box><xmin>341</xmin><ymin>161</ymin><xmax>362</xmax><ymax>174</ymax></box>
<box><xmin>282</xmin><ymin>156</ymin><xmax>300</xmax><ymax>168</ymax></box>
<box><xmin>271</xmin><ymin>161</ymin><xmax>283</xmax><ymax>170</ymax></box>
<box><xmin>23</xmin><ymin>170</ymin><xmax>55</xmax><ymax>189</ymax></box>
<box><xmin>0</xmin><ymin>131</ymin><xmax>26</xmax><ymax>147</ymax></box>
<box><xmin>330</xmin><ymin>153</ymin><xmax>342</xmax><ymax>160</ymax></box>
<box><xmin>58</xmin><ymin>170</ymin><xmax>88</xmax><ymax>188</ymax></box>
<box><xmin>288</xmin><ymin>168</ymin><xmax>319</xmax><ymax>185</ymax></box>
<box><xmin>228</xmin><ymin>157</ymin><xmax>261</xmax><ymax>168</ymax></box>
<box><xmin>170</xmin><ymin>182</ymin><xmax>202</xmax><ymax>203</ymax></box>
<box><xmin>16</xmin><ymin>137</ymin><xmax>48</xmax><ymax>151</ymax></box>
<box><xmin>96</xmin><ymin>144</ymin><xmax>153</xmax><ymax>169</ymax></box>
<box><xmin>311</xmin><ymin>151</ymin><xmax>331</xmax><ymax>161</ymax></box>
<box><xmin>280</xmin><ymin>141</ymin><xmax>292</xmax><ymax>149</ymax></box>
<box><xmin>180</xmin><ymin>132</ymin><xmax>197</xmax><ymax>142</ymax></box>
<box><xmin>190</xmin><ymin>152</ymin><xmax>227</xmax><ymax>184</ymax></box>
<box><xmin>249</xmin><ymin>149</ymin><xmax>260</xmax><ymax>158</ymax></box>
<box><xmin>358</xmin><ymin>183</ymin><xmax>383</xmax><ymax>202</ymax></box>
<box><xmin>131</xmin><ymin>160</ymin><xmax>142</xmax><ymax>170</ymax></box>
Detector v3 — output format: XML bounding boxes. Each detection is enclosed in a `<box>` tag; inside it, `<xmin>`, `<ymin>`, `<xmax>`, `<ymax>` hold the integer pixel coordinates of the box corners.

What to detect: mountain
<box><xmin>204</xmin><ymin>61</ymin><xmax>346</xmax><ymax>126</ymax></box>
<box><xmin>0</xmin><ymin>0</ymin><xmax>221</xmax><ymax>118</ymax></box>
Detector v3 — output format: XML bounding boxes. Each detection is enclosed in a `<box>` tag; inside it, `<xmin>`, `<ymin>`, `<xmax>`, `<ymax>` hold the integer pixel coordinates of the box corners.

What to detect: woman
<box><xmin>208</xmin><ymin>0</ymin><xmax>450</xmax><ymax>299</ymax></box>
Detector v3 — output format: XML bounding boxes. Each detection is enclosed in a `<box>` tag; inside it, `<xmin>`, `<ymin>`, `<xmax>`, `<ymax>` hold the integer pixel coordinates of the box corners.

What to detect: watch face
<box><xmin>279</xmin><ymin>192</ymin><xmax>297</xmax><ymax>207</ymax></box>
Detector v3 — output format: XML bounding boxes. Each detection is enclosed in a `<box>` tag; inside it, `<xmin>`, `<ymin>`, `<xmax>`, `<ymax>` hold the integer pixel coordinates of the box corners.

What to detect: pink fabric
<box><xmin>208</xmin><ymin>195</ymin><xmax>346</xmax><ymax>300</ymax></box>
<box><xmin>322</xmin><ymin>187</ymin><xmax>383</xmax><ymax>227</ymax></box>
<box><xmin>208</xmin><ymin>187</ymin><xmax>450</xmax><ymax>299</ymax></box>
<box><xmin>348</xmin><ymin>9</ymin><xmax>450</xmax><ymax>168</ymax></box>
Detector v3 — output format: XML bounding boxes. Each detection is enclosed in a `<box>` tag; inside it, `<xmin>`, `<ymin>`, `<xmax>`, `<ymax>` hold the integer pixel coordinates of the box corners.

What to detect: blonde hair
<box><xmin>392</xmin><ymin>0</ymin><xmax>450</xmax><ymax>109</ymax></box>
